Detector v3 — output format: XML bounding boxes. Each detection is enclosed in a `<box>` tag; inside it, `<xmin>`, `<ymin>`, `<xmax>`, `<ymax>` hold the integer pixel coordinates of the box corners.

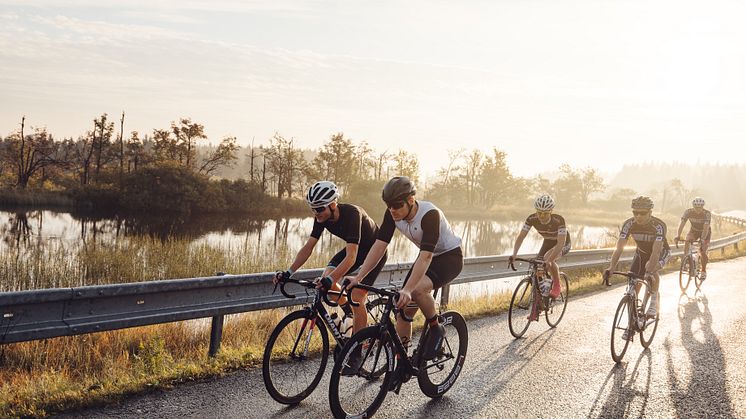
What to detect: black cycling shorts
<box><xmin>630</xmin><ymin>248</ymin><xmax>671</xmax><ymax>277</ymax></box>
<box><xmin>328</xmin><ymin>247</ymin><xmax>388</xmax><ymax>285</ymax></box>
<box><xmin>402</xmin><ymin>246</ymin><xmax>464</xmax><ymax>290</ymax></box>
<box><xmin>537</xmin><ymin>239</ymin><xmax>571</xmax><ymax>259</ymax></box>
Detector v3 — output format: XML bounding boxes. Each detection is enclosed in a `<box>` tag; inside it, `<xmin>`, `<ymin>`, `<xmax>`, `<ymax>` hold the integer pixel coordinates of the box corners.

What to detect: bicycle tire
<box><xmin>508</xmin><ymin>277</ymin><xmax>534</xmax><ymax>338</ymax></box>
<box><xmin>329</xmin><ymin>326</ymin><xmax>395</xmax><ymax>419</ymax></box>
<box><xmin>417</xmin><ymin>311</ymin><xmax>468</xmax><ymax>398</ymax></box>
<box><xmin>679</xmin><ymin>255</ymin><xmax>691</xmax><ymax>292</ymax></box>
<box><xmin>639</xmin><ymin>292</ymin><xmax>660</xmax><ymax>349</ymax></box>
<box><xmin>545</xmin><ymin>273</ymin><xmax>569</xmax><ymax>328</ymax></box>
<box><xmin>262</xmin><ymin>309</ymin><xmax>329</xmax><ymax>405</ymax></box>
<box><xmin>611</xmin><ymin>296</ymin><xmax>631</xmax><ymax>363</ymax></box>
<box><xmin>693</xmin><ymin>257</ymin><xmax>704</xmax><ymax>290</ymax></box>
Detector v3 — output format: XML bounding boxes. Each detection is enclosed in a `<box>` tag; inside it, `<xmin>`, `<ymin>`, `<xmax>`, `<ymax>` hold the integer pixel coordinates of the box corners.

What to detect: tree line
<box><xmin>7</xmin><ymin>113</ymin><xmax>728</xmax><ymax>216</ymax></box>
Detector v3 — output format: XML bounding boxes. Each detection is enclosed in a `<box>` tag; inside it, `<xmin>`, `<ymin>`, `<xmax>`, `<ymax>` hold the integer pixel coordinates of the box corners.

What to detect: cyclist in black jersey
<box><xmin>509</xmin><ymin>194</ymin><xmax>570</xmax><ymax>308</ymax></box>
<box><xmin>675</xmin><ymin>197</ymin><xmax>711</xmax><ymax>280</ymax></box>
<box><xmin>604</xmin><ymin>196</ymin><xmax>670</xmax><ymax>339</ymax></box>
<box><xmin>345</xmin><ymin>176</ymin><xmax>463</xmax><ymax>362</ymax></box>
<box><xmin>273</xmin><ymin>180</ymin><xmax>387</xmax><ymax>339</ymax></box>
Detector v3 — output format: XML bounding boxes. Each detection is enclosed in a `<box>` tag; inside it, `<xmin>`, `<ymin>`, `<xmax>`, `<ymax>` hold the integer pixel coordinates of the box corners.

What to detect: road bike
<box><xmin>606</xmin><ymin>271</ymin><xmax>659</xmax><ymax>363</ymax></box>
<box><xmin>676</xmin><ymin>238</ymin><xmax>704</xmax><ymax>292</ymax></box>
<box><xmin>328</xmin><ymin>283</ymin><xmax>468</xmax><ymax>418</ymax></box>
<box><xmin>507</xmin><ymin>257</ymin><xmax>569</xmax><ymax>338</ymax></box>
<box><xmin>262</xmin><ymin>277</ymin><xmax>388</xmax><ymax>405</ymax></box>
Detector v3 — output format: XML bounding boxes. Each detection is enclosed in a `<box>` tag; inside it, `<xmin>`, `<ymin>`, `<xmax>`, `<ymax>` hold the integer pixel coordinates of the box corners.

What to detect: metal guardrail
<box><xmin>1</xmin><ymin>214</ymin><xmax>745</xmax><ymax>355</ymax></box>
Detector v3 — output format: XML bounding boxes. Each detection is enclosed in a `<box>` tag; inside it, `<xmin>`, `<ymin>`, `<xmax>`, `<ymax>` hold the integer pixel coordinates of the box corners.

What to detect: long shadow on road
<box><xmin>665</xmin><ymin>291</ymin><xmax>735</xmax><ymax>418</ymax></box>
<box><xmin>587</xmin><ymin>349</ymin><xmax>653</xmax><ymax>418</ymax></box>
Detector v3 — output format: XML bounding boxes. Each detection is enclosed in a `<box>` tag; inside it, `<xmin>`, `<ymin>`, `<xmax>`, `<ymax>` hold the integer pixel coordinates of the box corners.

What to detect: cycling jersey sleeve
<box><xmin>681</xmin><ymin>209</ymin><xmax>690</xmax><ymax>222</ymax></box>
<box><xmin>521</xmin><ymin>215</ymin><xmax>533</xmax><ymax>232</ymax></box>
<box><xmin>619</xmin><ymin>219</ymin><xmax>633</xmax><ymax>240</ymax></box>
<box><xmin>654</xmin><ymin>220</ymin><xmax>665</xmax><ymax>242</ymax></box>
<box><xmin>310</xmin><ymin>220</ymin><xmax>324</xmax><ymax>239</ymax></box>
<box><xmin>556</xmin><ymin>215</ymin><xmax>568</xmax><ymax>236</ymax></box>
<box><xmin>342</xmin><ymin>206</ymin><xmax>362</xmax><ymax>244</ymax></box>
<box><xmin>704</xmin><ymin>211</ymin><xmax>712</xmax><ymax>223</ymax></box>
<box><xmin>420</xmin><ymin>209</ymin><xmax>441</xmax><ymax>253</ymax></box>
<box><xmin>377</xmin><ymin>210</ymin><xmax>396</xmax><ymax>243</ymax></box>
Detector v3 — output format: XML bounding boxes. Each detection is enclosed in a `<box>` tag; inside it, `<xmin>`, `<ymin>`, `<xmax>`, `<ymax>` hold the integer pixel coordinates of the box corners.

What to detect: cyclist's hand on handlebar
<box><xmin>396</xmin><ymin>289</ymin><xmax>412</xmax><ymax>309</ymax></box>
<box><xmin>342</xmin><ymin>276</ymin><xmax>359</xmax><ymax>292</ymax></box>
<box><xmin>274</xmin><ymin>270</ymin><xmax>291</xmax><ymax>285</ymax></box>
<box><xmin>315</xmin><ymin>276</ymin><xmax>333</xmax><ymax>290</ymax></box>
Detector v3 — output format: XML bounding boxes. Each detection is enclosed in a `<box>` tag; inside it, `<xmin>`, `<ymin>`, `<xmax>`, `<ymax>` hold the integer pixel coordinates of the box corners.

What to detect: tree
<box><xmin>479</xmin><ymin>148</ymin><xmax>519</xmax><ymax>206</ymax></box>
<box><xmin>312</xmin><ymin>133</ymin><xmax>356</xmax><ymax>189</ymax></box>
<box><xmin>2</xmin><ymin>117</ymin><xmax>60</xmax><ymax>189</ymax></box>
<box><xmin>391</xmin><ymin>149</ymin><xmax>420</xmax><ymax>184</ymax></box>
<box><xmin>579</xmin><ymin>167</ymin><xmax>605</xmax><ymax>204</ymax></box>
<box><xmin>263</xmin><ymin>133</ymin><xmax>307</xmax><ymax>198</ymax></box>
<box><xmin>171</xmin><ymin>118</ymin><xmax>207</xmax><ymax>168</ymax></box>
<box><xmin>198</xmin><ymin>136</ymin><xmax>240</xmax><ymax>176</ymax></box>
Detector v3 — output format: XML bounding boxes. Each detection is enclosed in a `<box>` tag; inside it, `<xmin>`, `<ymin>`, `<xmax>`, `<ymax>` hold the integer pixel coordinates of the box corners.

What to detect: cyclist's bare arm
<box><xmin>328</xmin><ymin>242</ymin><xmax>358</xmax><ymax>282</ymax></box>
<box><xmin>511</xmin><ymin>229</ymin><xmax>529</xmax><ymax>257</ymax></box>
<box><xmin>403</xmin><ymin>250</ymin><xmax>434</xmax><ymax>293</ymax></box>
<box><xmin>676</xmin><ymin>218</ymin><xmax>687</xmax><ymax>239</ymax></box>
<box><xmin>607</xmin><ymin>237</ymin><xmax>627</xmax><ymax>271</ymax></box>
<box><xmin>645</xmin><ymin>241</ymin><xmax>664</xmax><ymax>273</ymax></box>
<box><xmin>348</xmin><ymin>239</ymin><xmax>387</xmax><ymax>285</ymax></box>
<box><xmin>289</xmin><ymin>237</ymin><xmax>318</xmax><ymax>272</ymax></box>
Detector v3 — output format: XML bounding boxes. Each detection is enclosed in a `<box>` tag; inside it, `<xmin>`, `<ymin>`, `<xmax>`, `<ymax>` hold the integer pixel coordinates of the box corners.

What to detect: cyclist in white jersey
<box><xmin>345</xmin><ymin>176</ymin><xmax>463</xmax><ymax>364</ymax></box>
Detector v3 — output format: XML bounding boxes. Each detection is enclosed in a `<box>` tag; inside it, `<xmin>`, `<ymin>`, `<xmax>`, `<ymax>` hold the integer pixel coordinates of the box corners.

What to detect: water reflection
<box><xmin>0</xmin><ymin>210</ymin><xmax>618</xmax><ymax>263</ymax></box>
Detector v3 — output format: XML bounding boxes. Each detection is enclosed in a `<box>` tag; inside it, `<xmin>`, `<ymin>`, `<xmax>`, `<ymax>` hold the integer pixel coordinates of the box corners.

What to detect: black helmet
<box><xmin>382</xmin><ymin>176</ymin><xmax>416</xmax><ymax>204</ymax></box>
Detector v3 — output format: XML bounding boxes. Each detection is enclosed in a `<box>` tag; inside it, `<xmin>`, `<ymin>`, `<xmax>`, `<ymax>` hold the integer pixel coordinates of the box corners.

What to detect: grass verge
<box><xmin>1</xmin><ymin>240</ymin><xmax>745</xmax><ymax>417</ymax></box>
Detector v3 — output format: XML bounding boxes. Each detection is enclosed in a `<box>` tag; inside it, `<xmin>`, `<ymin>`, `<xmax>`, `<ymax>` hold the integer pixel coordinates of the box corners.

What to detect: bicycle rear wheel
<box><xmin>611</xmin><ymin>296</ymin><xmax>631</xmax><ymax>363</ymax></box>
<box><xmin>262</xmin><ymin>309</ymin><xmax>329</xmax><ymax>405</ymax></box>
<box><xmin>679</xmin><ymin>255</ymin><xmax>692</xmax><ymax>292</ymax></box>
<box><xmin>639</xmin><ymin>291</ymin><xmax>660</xmax><ymax>348</ymax></box>
<box><xmin>508</xmin><ymin>277</ymin><xmax>534</xmax><ymax>338</ymax></box>
<box><xmin>545</xmin><ymin>273</ymin><xmax>569</xmax><ymax>328</ymax></box>
<box><xmin>417</xmin><ymin>311</ymin><xmax>468</xmax><ymax>398</ymax></box>
<box><xmin>329</xmin><ymin>326</ymin><xmax>395</xmax><ymax>419</ymax></box>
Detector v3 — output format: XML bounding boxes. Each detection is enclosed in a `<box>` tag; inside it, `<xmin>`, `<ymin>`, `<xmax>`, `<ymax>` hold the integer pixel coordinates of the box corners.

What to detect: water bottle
<box><xmin>330</xmin><ymin>312</ymin><xmax>343</xmax><ymax>335</ymax></box>
<box><xmin>341</xmin><ymin>316</ymin><xmax>353</xmax><ymax>338</ymax></box>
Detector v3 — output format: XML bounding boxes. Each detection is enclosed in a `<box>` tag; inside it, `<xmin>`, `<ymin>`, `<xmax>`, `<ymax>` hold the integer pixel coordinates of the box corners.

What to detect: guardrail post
<box><xmin>735</xmin><ymin>242</ymin><xmax>740</xmax><ymax>252</ymax></box>
<box><xmin>440</xmin><ymin>284</ymin><xmax>450</xmax><ymax>309</ymax></box>
<box><xmin>209</xmin><ymin>315</ymin><xmax>224</xmax><ymax>357</ymax></box>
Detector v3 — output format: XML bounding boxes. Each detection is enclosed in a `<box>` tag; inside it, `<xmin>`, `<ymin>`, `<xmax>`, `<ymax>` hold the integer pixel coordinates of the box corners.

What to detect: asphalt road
<box><xmin>59</xmin><ymin>256</ymin><xmax>746</xmax><ymax>419</ymax></box>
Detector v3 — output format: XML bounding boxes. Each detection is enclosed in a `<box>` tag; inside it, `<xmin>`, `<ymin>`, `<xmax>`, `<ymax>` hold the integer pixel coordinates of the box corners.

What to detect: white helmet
<box><xmin>306</xmin><ymin>181</ymin><xmax>339</xmax><ymax>208</ymax></box>
<box><xmin>534</xmin><ymin>194</ymin><xmax>555</xmax><ymax>211</ymax></box>
<box><xmin>692</xmin><ymin>197</ymin><xmax>705</xmax><ymax>208</ymax></box>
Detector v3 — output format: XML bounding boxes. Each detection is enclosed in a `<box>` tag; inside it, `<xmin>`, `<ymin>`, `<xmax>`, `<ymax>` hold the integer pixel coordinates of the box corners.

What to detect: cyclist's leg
<box><xmin>536</xmin><ymin>240</ymin><xmax>555</xmax><ymax>296</ymax></box>
<box><xmin>546</xmin><ymin>242</ymin><xmax>570</xmax><ymax>298</ymax></box>
<box><xmin>350</xmin><ymin>250</ymin><xmax>388</xmax><ymax>334</ymax></box>
<box><xmin>395</xmin><ymin>267</ymin><xmax>418</xmax><ymax>347</ymax></box>
<box><xmin>700</xmin><ymin>229</ymin><xmax>711</xmax><ymax>273</ymax></box>
<box><xmin>326</xmin><ymin>249</ymin><xmax>348</xmax><ymax>305</ymax></box>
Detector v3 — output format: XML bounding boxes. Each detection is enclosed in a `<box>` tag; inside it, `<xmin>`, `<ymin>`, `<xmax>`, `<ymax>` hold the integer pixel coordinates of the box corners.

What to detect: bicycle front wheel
<box><xmin>611</xmin><ymin>296</ymin><xmax>631</xmax><ymax>363</ymax></box>
<box><xmin>262</xmin><ymin>309</ymin><xmax>329</xmax><ymax>405</ymax></box>
<box><xmin>545</xmin><ymin>273</ymin><xmax>569</xmax><ymax>328</ymax></box>
<box><xmin>693</xmin><ymin>258</ymin><xmax>704</xmax><ymax>290</ymax></box>
<box><xmin>509</xmin><ymin>277</ymin><xmax>534</xmax><ymax>338</ymax></box>
<box><xmin>329</xmin><ymin>326</ymin><xmax>395</xmax><ymax>419</ymax></box>
<box><xmin>679</xmin><ymin>255</ymin><xmax>692</xmax><ymax>292</ymax></box>
<box><xmin>417</xmin><ymin>311</ymin><xmax>468</xmax><ymax>398</ymax></box>
<box><xmin>639</xmin><ymin>292</ymin><xmax>660</xmax><ymax>349</ymax></box>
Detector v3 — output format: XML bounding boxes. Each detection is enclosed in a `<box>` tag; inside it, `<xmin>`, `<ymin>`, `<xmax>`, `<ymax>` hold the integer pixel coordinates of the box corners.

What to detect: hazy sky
<box><xmin>2</xmin><ymin>0</ymin><xmax>746</xmax><ymax>177</ymax></box>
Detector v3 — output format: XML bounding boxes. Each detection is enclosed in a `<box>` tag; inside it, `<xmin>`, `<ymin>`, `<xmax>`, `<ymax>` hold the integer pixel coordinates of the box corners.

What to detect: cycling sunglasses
<box><xmin>312</xmin><ymin>206</ymin><xmax>327</xmax><ymax>214</ymax></box>
<box><xmin>387</xmin><ymin>201</ymin><xmax>406</xmax><ymax>210</ymax></box>
<box><xmin>632</xmin><ymin>210</ymin><xmax>650</xmax><ymax>216</ymax></box>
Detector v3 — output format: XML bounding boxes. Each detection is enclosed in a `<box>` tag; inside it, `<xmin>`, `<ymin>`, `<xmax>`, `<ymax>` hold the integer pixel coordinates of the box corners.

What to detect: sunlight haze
<box><xmin>2</xmin><ymin>0</ymin><xmax>745</xmax><ymax>177</ymax></box>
